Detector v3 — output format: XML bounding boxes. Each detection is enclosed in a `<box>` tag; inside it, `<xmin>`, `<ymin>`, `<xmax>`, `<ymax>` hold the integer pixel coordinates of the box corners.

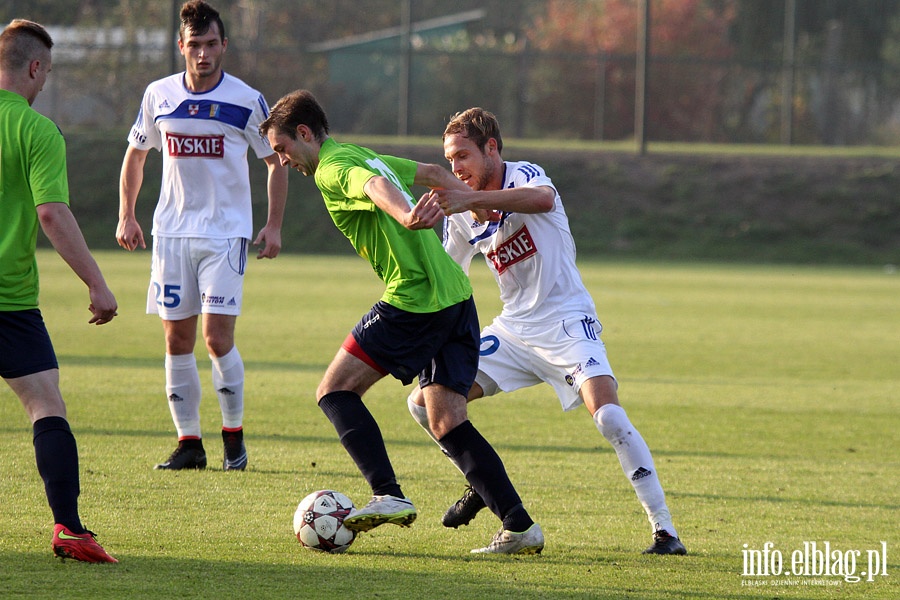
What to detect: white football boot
<box><xmin>471</xmin><ymin>522</ymin><xmax>544</xmax><ymax>555</ymax></box>
<box><xmin>344</xmin><ymin>495</ymin><xmax>417</xmax><ymax>532</ymax></box>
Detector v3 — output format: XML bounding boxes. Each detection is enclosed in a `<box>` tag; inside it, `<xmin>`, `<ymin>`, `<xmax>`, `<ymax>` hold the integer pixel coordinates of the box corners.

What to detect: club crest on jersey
<box><xmin>486</xmin><ymin>224</ymin><xmax>537</xmax><ymax>274</ymax></box>
<box><xmin>188</xmin><ymin>103</ymin><xmax>200</xmax><ymax>116</ymax></box>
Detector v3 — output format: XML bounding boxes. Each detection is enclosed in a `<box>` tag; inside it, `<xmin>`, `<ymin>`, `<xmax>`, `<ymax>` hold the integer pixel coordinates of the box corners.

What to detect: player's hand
<box><xmin>254</xmin><ymin>225</ymin><xmax>282</xmax><ymax>259</ymax></box>
<box><xmin>430</xmin><ymin>189</ymin><xmax>473</xmax><ymax>216</ymax></box>
<box><xmin>87</xmin><ymin>285</ymin><xmax>118</xmax><ymax>325</ymax></box>
<box><xmin>404</xmin><ymin>194</ymin><xmax>443</xmax><ymax>230</ymax></box>
<box><xmin>115</xmin><ymin>217</ymin><xmax>146</xmax><ymax>251</ymax></box>
<box><xmin>470</xmin><ymin>209</ymin><xmax>501</xmax><ymax>224</ymax></box>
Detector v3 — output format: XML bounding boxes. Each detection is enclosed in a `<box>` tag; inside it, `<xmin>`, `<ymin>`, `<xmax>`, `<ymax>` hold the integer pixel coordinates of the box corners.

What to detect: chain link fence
<box><xmin>17</xmin><ymin>1</ymin><xmax>900</xmax><ymax>146</ymax></box>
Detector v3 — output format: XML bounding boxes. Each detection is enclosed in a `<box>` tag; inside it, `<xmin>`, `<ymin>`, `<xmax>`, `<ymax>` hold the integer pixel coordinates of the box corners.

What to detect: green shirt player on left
<box><xmin>0</xmin><ymin>18</ymin><xmax>118</xmax><ymax>562</ymax></box>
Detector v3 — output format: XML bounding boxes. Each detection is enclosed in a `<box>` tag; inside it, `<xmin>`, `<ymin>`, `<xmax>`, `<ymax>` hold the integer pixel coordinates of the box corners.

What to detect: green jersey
<box><xmin>0</xmin><ymin>89</ymin><xmax>70</xmax><ymax>310</ymax></box>
<box><xmin>314</xmin><ymin>138</ymin><xmax>471</xmax><ymax>313</ymax></box>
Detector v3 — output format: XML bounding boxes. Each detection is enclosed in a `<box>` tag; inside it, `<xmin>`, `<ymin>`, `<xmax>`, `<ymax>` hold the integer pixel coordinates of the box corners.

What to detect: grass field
<box><xmin>1</xmin><ymin>250</ymin><xmax>897</xmax><ymax>599</ymax></box>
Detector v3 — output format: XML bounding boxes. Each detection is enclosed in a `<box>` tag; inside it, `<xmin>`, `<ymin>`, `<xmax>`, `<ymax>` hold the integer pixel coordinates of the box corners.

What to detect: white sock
<box><xmin>594</xmin><ymin>403</ymin><xmax>676</xmax><ymax>537</ymax></box>
<box><xmin>407</xmin><ymin>391</ymin><xmax>465</xmax><ymax>475</ymax></box>
<box><xmin>165</xmin><ymin>353</ymin><xmax>202</xmax><ymax>439</ymax></box>
<box><xmin>210</xmin><ymin>346</ymin><xmax>244</xmax><ymax>429</ymax></box>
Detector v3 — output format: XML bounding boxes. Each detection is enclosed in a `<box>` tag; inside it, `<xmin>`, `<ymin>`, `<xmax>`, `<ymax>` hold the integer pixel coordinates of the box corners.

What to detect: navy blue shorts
<box><xmin>0</xmin><ymin>309</ymin><xmax>58</xmax><ymax>379</ymax></box>
<box><xmin>347</xmin><ymin>296</ymin><xmax>480</xmax><ymax>396</ymax></box>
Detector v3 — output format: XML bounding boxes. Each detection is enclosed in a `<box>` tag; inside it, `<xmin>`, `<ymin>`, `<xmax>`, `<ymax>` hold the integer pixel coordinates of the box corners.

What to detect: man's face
<box><xmin>443</xmin><ymin>133</ymin><xmax>497</xmax><ymax>191</ymax></box>
<box><xmin>179</xmin><ymin>23</ymin><xmax>226</xmax><ymax>80</ymax></box>
<box><xmin>266</xmin><ymin>127</ymin><xmax>317</xmax><ymax>176</ymax></box>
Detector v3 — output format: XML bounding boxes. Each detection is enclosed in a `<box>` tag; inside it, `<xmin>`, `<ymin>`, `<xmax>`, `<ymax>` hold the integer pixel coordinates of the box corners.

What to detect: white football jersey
<box><xmin>127</xmin><ymin>72</ymin><xmax>274</xmax><ymax>239</ymax></box>
<box><xmin>443</xmin><ymin>160</ymin><xmax>596</xmax><ymax>324</ymax></box>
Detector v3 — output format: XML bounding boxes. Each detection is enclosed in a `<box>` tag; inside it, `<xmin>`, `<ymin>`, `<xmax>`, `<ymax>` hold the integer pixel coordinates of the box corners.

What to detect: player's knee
<box><xmin>581</xmin><ymin>375</ymin><xmax>619</xmax><ymax>414</ymax></box>
<box><xmin>407</xmin><ymin>389</ymin><xmax>430</xmax><ymax>428</ymax></box>
<box><xmin>407</xmin><ymin>387</ymin><xmax>425</xmax><ymax>408</ymax></box>
<box><xmin>424</xmin><ymin>400</ymin><xmax>468</xmax><ymax>439</ymax></box>
<box><xmin>204</xmin><ymin>334</ymin><xmax>234</xmax><ymax>358</ymax></box>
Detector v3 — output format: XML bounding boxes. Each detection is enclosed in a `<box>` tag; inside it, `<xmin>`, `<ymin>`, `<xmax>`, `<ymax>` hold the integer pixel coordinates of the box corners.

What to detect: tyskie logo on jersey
<box><xmin>486</xmin><ymin>224</ymin><xmax>537</xmax><ymax>274</ymax></box>
<box><xmin>166</xmin><ymin>132</ymin><xmax>225</xmax><ymax>158</ymax></box>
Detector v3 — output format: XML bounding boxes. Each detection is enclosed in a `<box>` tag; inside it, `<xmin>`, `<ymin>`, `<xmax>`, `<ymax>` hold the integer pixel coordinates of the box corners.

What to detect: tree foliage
<box><xmin>525</xmin><ymin>0</ymin><xmax>737</xmax><ymax>141</ymax></box>
<box><xmin>4</xmin><ymin>0</ymin><xmax>900</xmax><ymax>144</ymax></box>
<box><xmin>730</xmin><ymin>0</ymin><xmax>900</xmax><ymax>66</ymax></box>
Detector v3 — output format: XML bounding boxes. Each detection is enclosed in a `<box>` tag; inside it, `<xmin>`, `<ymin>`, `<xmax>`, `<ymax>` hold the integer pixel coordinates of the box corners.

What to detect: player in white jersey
<box><xmin>408</xmin><ymin>107</ymin><xmax>686</xmax><ymax>555</ymax></box>
<box><xmin>115</xmin><ymin>1</ymin><xmax>288</xmax><ymax>472</ymax></box>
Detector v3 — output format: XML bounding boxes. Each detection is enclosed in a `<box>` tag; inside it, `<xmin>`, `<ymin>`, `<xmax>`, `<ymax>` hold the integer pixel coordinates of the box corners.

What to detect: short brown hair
<box><xmin>259</xmin><ymin>89</ymin><xmax>330</xmax><ymax>142</ymax></box>
<box><xmin>443</xmin><ymin>107</ymin><xmax>503</xmax><ymax>154</ymax></box>
<box><xmin>179</xmin><ymin>0</ymin><xmax>225</xmax><ymax>42</ymax></box>
<box><xmin>0</xmin><ymin>19</ymin><xmax>53</xmax><ymax>71</ymax></box>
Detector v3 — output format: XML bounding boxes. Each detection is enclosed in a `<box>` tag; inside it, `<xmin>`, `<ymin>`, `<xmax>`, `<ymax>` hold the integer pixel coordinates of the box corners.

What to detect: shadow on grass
<box><xmin>0</xmin><ymin>423</ymin><xmax>751</xmax><ymax>462</ymax></box>
<box><xmin>670</xmin><ymin>490</ymin><xmax>900</xmax><ymax>511</ymax></box>
<box><xmin>0</xmin><ymin>549</ymin><xmax>764</xmax><ymax>600</ymax></box>
<box><xmin>56</xmin><ymin>354</ymin><xmax>331</xmax><ymax>373</ymax></box>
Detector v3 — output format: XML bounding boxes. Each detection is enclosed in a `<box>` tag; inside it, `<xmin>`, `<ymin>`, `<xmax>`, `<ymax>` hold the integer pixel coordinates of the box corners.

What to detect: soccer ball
<box><xmin>293</xmin><ymin>490</ymin><xmax>357</xmax><ymax>553</ymax></box>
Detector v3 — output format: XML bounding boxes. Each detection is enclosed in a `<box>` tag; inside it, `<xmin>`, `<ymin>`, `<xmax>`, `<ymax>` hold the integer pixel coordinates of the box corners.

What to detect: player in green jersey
<box><xmin>0</xmin><ymin>19</ymin><xmax>117</xmax><ymax>562</ymax></box>
<box><xmin>259</xmin><ymin>89</ymin><xmax>543</xmax><ymax>554</ymax></box>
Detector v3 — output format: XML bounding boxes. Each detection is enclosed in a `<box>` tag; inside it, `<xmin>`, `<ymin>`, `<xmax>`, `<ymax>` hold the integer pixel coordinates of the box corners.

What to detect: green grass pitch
<box><xmin>0</xmin><ymin>250</ymin><xmax>896</xmax><ymax>599</ymax></box>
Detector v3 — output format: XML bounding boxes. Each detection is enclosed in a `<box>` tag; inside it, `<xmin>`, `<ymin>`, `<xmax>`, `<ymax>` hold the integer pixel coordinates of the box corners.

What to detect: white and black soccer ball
<box><xmin>293</xmin><ymin>490</ymin><xmax>357</xmax><ymax>553</ymax></box>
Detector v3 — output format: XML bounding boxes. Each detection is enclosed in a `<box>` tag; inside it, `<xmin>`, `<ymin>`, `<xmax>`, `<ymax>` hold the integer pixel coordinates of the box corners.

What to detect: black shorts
<box><xmin>349</xmin><ymin>297</ymin><xmax>480</xmax><ymax>396</ymax></box>
<box><xmin>0</xmin><ymin>309</ymin><xmax>58</xmax><ymax>379</ymax></box>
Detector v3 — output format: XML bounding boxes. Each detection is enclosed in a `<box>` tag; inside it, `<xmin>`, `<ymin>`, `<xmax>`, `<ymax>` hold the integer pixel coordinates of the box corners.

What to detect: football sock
<box><xmin>438</xmin><ymin>420</ymin><xmax>533</xmax><ymax>532</ymax></box>
<box><xmin>210</xmin><ymin>346</ymin><xmax>244</xmax><ymax>429</ymax></box>
<box><xmin>33</xmin><ymin>416</ymin><xmax>83</xmax><ymax>534</ymax></box>
<box><xmin>406</xmin><ymin>391</ymin><xmax>466</xmax><ymax>474</ymax></box>
<box><xmin>594</xmin><ymin>403</ymin><xmax>677</xmax><ymax>537</ymax></box>
<box><xmin>319</xmin><ymin>391</ymin><xmax>403</xmax><ymax>498</ymax></box>
<box><xmin>222</xmin><ymin>427</ymin><xmax>242</xmax><ymax>454</ymax></box>
<box><xmin>165</xmin><ymin>353</ymin><xmax>203</xmax><ymax>439</ymax></box>
<box><xmin>178</xmin><ymin>437</ymin><xmax>204</xmax><ymax>451</ymax></box>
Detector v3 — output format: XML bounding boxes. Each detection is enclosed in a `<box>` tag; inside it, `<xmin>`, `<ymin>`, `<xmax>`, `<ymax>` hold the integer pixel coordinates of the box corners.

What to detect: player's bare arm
<box><xmin>116</xmin><ymin>145</ymin><xmax>150</xmax><ymax>251</ymax></box>
<box><xmin>364</xmin><ymin>175</ymin><xmax>442</xmax><ymax>230</ymax></box>
<box><xmin>37</xmin><ymin>202</ymin><xmax>118</xmax><ymax>325</ymax></box>
<box><xmin>433</xmin><ymin>185</ymin><xmax>555</xmax><ymax>216</ymax></box>
<box><xmin>413</xmin><ymin>162</ymin><xmax>470</xmax><ymax>192</ymax></box>
<box><xmin>413</xmin><ymin>162</ymin><xmax>499</xmax><ymax>223</ymax></box>
<box><xmin>253</xmin><ymin>154</ymin><xmax>289</xmax><ymax>259</ymax></box>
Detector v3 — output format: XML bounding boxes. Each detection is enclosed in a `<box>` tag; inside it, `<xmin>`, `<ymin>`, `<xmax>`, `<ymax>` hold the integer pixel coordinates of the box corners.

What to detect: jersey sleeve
<box><xmin>246</xmin><ymin>92</ymin><xmax>275</xmax><ymax>159</ymax></box>
<box><xmin>509</xmin><ymin>161</ymin><xmax>556</xmax><ymax>194</ymax></box>
<box><xmin>127</xmin><ymin>85</ymin><xmax>161</xmax><ymax>151</ymax></box>
<box><xmin>378</xmin><ymin>154</ymin><xmax>417</xmax><ymax>189</ymax></box>
<box><xmin>316</xmin><ymin>160</ymin><xmax>377</xmax><ymax>212</ymax></box>
<box><xmin>442</xmin><ymin>214</ymin><xmax>478</xmax><ymax>275</ymax></box>
<box><xmin>30</xmin><ymin>122</ymin><xmax>70</xmax><ymax>207</ymax></box>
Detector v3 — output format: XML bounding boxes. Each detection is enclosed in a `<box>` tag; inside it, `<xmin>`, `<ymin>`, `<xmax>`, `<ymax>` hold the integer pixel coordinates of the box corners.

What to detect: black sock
<box><xmin>222</xmin><ymin>429</ymin><xmax>242</xmax><ymax>459</ymax></box>
<box><xmin>319</xmin><ymin>391</ymin><xmax>403</xmax><ymax>498</ymax></box>
<box><xmin>439</xmin><ymin>420</ymin><xmax>533</xmax><ymax>532</ymax></box>
<box><xmin>179</xmin><ymin>438</ymin><xmax>204</xmax><ymax>450</ymax></box>
<box><xmin>33</xmin><ymin>416</ymin><xmax>83</xmax><ymax>533</ymax></box>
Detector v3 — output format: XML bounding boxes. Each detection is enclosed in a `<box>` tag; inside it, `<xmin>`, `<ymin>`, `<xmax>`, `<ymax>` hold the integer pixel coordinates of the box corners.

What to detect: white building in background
<box><xmin>34</xmin><ymin>26</ymin><xmax>171</xmax><ymax>126</ymax></box>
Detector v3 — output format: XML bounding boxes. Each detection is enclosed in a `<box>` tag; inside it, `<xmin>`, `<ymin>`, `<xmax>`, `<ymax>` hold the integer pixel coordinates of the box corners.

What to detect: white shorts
<box><xmin>147</xmin><ymin>237</ymin><xmax>247</xmax><ymax>320</ymax></box>
<box><xmin>475</xmin><ymin>313</ymin><xmax>616</xmax><ymax>412</ymax></box>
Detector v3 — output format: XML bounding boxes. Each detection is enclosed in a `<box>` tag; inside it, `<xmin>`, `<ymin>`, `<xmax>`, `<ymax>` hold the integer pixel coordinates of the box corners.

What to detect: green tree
<box><xmin>525</xmin><ymin>0</ymin><xmax>737</xmax><ymax>141</ymax></box>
